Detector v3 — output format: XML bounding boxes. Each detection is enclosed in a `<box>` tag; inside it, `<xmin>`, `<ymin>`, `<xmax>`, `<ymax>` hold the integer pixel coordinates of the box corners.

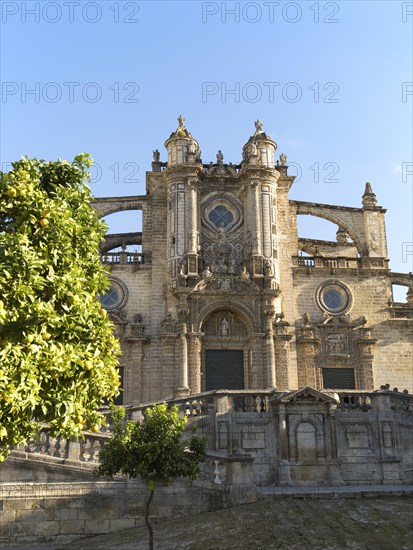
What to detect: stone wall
<box><xmin>0</xmin><ymin>480</ymin><xmax>219</xmax><ymax>547</ymax></box>
<box><xmin>2</xmin><ymin>387</ymin><xmax>412</xmax><ymax>546</ymax></box>
<box><xmin>203</xmin><ymin>388</ymin><xmax>413</xmax><ymax>487</ymax></box>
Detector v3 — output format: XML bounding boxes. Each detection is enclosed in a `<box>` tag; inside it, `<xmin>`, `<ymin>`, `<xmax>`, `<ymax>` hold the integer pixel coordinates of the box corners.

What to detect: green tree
<box><xmin>0</xmin><ymin>155</ymin><xmax>121</xmax><ymax>460</ymax></box>
<box><xmin>96</xmin><ymin>404</ymin><xmax>207</xmax><ymax>550</ymax></box>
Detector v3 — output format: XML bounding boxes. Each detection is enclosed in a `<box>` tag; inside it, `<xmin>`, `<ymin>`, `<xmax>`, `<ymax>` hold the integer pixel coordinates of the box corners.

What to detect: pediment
<box><xmin>276</xmin><ymin>387</ymin><xmax>338</xmax><ymax>404</ymax></box>
<box><xmin>193</xmin><ymin>275</ymin><xmax>259</xmax><ymax>294</ymax></box>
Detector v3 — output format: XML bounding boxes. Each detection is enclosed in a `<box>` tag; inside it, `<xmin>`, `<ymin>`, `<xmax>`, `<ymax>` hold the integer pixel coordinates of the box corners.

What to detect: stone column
<box><xmin>187</xmin><ymin>182</ymin><xmax>198</xmax><ymax>254</ymax></box>
<box><xmin>176</xmin><ymin>322</ymin><xmax>190</xmax><ymax>396</ymax></box>
<box><xmin>188</xmin><ymin>332</ymin><xmax>204</xmax><ymax>394</ymax></box>
<box><xmin>126</xmin><ymin>321</ymin><xmax>148</xmax><ymax>405</ymax></box>
<box><xmin>298</xmin><ymin>323</ymin><xmax>320</xmax><ymax>388</ymax></box>
<box><xmin>273</xmin><ymin>402</ymin><xmax>292</xmax><ymax>485</ymax></box>
<box><xmin>249</xmin><ymin>334</ymin><xmax>265</xmax><ymax>388</ymax></box>
<box><xmin>274</xmin><ymin>321</ymin><xmax>292</xmax><ymax>390</ymax></box>
<box><xmin>187</xmin><ymin>181</ymin><xmax>199</xmax><ymax>276</ymax></box>
<box><xmin>356</xmin><ymin>328</ymin><xmax>377</xmax><ymax>390</ymax></box>
<box><xmin>265</xmin><ymin>310</ymin><xmax>276</xmax><ymax>389</ymax></box>
<box><xmin>249</xmin><ymin>179</ymin><xmax>262</xmax><ymax>259</ymax></box>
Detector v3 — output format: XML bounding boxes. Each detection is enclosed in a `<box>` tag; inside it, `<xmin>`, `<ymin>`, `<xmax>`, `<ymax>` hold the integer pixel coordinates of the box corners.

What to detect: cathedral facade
<box><xmin>93</xmin><ymin>118</ymin><xmax>413</xmax><ymax>406</ymax></box>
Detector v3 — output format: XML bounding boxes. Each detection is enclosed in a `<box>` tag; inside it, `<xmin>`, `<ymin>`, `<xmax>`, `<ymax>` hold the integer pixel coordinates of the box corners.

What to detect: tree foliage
<box><xmin>96</xmin><ymin>404</ymin><xmax>207</xmax><ymax>489</ymax></box>
<box><xmin>0</xmin><ymin>155</ymin><xmax>121</xmax><ymax>460</ymax></box>
<box><xmin>96</xmin><ymin>404</ymin><xmax>207</xmax><ymax>549</ymax></box>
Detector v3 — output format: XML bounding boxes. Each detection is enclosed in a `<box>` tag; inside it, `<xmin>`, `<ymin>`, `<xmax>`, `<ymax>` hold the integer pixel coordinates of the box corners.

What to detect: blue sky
<box><xmin>1</xmin><ymin>0</ymin><xmax>412</xmax><ymax>276</ymax></box>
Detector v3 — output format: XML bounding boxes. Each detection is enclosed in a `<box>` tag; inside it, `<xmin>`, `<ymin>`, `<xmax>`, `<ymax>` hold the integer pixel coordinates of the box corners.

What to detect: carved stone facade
<box><xmin>94</xmin><ymin>118</ymin><xmax>413</xmax><ymax>405</ymax></box>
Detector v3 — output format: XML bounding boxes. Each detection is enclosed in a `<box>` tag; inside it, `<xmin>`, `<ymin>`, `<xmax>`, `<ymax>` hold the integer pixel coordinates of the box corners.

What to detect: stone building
<box><xmin>93</xmin><ymin>117</ymin><xmax>413</xmax><ymax>406</ymax></box>
<box><xmin>3</xmin><ymin>119</ymin><xmax>413</xmax><ymax>546</ymax></box>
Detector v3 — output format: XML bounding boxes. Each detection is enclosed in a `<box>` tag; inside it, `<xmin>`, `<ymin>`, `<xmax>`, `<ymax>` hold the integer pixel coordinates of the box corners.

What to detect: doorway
<box><xmin>205</xmin><ymin>350</ymin><xmax>244</xmax><ymax>390</ymax></box>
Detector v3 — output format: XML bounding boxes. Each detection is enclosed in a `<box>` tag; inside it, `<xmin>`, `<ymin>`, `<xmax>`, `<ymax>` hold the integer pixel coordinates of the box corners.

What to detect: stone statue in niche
<box><xmin>178</xmin><ymin>259</ymin><xmax>186</xmax><ymax>276</ymax></box>
<box><xmin>241</xmin><ymin>266</ymin><xmax>250</xmax><ymax>280</ymax></box>
<box><xmin>264</xmin><ymin>260</ymin><xmax>273</xmax><ymax>277</ymax></box>
<box><xmin>202</xmin><ymin>265</ymin><xmax>213</xmax><ymax>279</ymax></box>
<box><xmin>250</xmin><ymin>141</ymin><xmax>258</xmax><ymax>156</ymax></box>
<box><xmin>220</xmin><ymin>317</ymin><xmax>229</xmax><ymax>337</ymax></box>
<box><xmin>228</xmin><ymin>257</ymin><xmax>237</xmax><ymax>275</ymax></box>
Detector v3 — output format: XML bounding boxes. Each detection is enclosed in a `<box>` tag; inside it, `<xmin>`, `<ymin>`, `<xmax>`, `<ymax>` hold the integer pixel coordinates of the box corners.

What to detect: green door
<box><xmin>205</xmin><ymin>350</ymin><xmax>244</xmax><ymax>390</ymax></box>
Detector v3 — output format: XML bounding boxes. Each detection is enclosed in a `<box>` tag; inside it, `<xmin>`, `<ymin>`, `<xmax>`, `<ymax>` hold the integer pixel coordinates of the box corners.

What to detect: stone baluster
<box><xmin>58</xmin><ymin>438</ymin><xmax>68</xmax><ymax>459</ymax></box>
<box><xmin>213</xmin><ymin>460</ymin><xmax>221</xmax><ymax>484</ymax></box>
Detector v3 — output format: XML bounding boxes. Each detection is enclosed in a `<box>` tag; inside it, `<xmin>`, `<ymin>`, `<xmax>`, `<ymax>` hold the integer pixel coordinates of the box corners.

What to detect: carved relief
<box><xmin>326</xmin><ymin>334</ymin><xmax>348</xmax><ymax>356</ymax></box>
<box><xmin>203</xmin><ymin>311</ymin><xmax>247</xmax><ymax>339</ymax></box>
<box><xmin>345</xmin><ymin>425</ymin><xmax>369</xmax><ymax>449</ymax></box>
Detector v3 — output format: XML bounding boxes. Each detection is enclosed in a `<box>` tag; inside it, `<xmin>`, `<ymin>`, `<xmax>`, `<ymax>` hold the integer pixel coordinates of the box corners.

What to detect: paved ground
<box><xmin>59</xmin><ymin>494</ymin><xmax>413</xmax><ymax>550</ymax></box>
<box><xmin>4</xmin><ymin>486</ymin><xmax>413</xmax><ymax>550</ymax></box>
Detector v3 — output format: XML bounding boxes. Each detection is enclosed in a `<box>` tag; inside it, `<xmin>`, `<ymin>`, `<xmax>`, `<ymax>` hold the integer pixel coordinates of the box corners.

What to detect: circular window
<box><xmin>99</xmin><ymin>278</ymin><xmax>128</xmax><ymax>311</ymax></box>
<box><xmin>202</xmin><ymin>193</ymin><xmax>243</xmax><ymax>234</ymax></box>
<box><xmin>316</xmin><ymin>280</ymin><xmax>352</xmax><ymax>315</ymax></box>
<box><xmin>208</xmin><ymin>205</ymin><xmax>234</xmax><ymax>229</ymax></box>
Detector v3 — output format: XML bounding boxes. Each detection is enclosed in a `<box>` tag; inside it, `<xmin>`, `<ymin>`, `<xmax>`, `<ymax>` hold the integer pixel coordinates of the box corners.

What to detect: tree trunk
<box><xmin>144</xmin><ymin>488</ymin><xmax>154</xmax><ymax>550</ymax></box>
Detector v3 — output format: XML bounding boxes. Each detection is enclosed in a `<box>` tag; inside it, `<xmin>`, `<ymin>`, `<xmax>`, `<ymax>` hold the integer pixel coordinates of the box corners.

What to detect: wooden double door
<box><xmin>205</xmin><ymin>350</ymin><xmax>244</xmax><ymax>391</ymax></box>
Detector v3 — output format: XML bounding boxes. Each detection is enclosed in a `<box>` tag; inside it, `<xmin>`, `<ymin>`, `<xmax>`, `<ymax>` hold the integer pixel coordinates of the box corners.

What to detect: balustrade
<box><xmin>101</xmin><ymin>252</ymin><xmax>145</xmax><ymax>266</ymax></box>
<box><xmin>337</xmin><ymin>392</ymin><xmax>372</xmax><ymax>411</ymax></box>
<box><xmin>293</xmin><ymin>256</ymin><xmax>388</xmax><ymax>270</ymax></box>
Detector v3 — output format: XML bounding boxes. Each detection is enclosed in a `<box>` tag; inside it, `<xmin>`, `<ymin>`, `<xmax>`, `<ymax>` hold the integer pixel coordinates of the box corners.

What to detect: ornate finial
<box><xmin>177</xmin><ymin>114</ymin><xmax>185</xmax><ymax>130</ymax></box>
<box><xmin>362</xmin><ymin>181</ymin><xmax>377</xmax><ymax>208</ymax></box>
<box><xmin>279</xmin><ymin>153</ymin><xmax>287</xmax><ymax>166</ymax></box>
<box><xmin>364</xmin><ymin>181</ymin><xmax>374</xmax><ymax>195</ymax></box>
<box><xmin>254</xmin><ymin>119</ymin><xmax>263</xmax><ymax>134</ymax></box>
<box><xmin>336</xmin><ymin>227</ymin><xmax>348</xmax><ymax>244</ymax></box>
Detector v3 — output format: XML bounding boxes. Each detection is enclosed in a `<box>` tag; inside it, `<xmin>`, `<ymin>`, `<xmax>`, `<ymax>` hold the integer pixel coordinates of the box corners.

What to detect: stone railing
<box><xmin>126</xmin><ymin>389</ymin><xmax>273</xmax><ymax>421</ymax></box>
<box><xmin>293</xmin><ymin>256</ymin><xmax>389</xmax><ymax>270</ymax></box>
<box><xmin>101</xmin><ymin>251</ymin><xmax>145</xmax><ymax>266</ymax></box>
<box><xmin>13</xmin><ymin>428</ymin><xmax>110</xmax><ymax>467</ymax></box>
<box><xmin>336</xmin><ymin>387</ymin><xmax>413</xmax><ymax>412</ymax></box>
<box><xmin>389</xmin><ymin>304</ymin><xmax>413</xmax><ymax>319</ymax></box>
<box><xmin>10</xmin><ymin>389</ymin><xmax>413</xmax><ymax>472</ymax></box>
<box><xmin>336</xmin><ymin>391</ymin><xmax>373</xmax><ymax>411</ymax></box>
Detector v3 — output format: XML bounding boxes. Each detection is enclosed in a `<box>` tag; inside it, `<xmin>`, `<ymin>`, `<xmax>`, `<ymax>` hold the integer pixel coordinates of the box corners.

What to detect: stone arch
<box><xmin>92</xmin><ymin>198</ymin><xmax>146</xmax><ymax>218</ymax></box>
<box><xmin>288</xmin><ymin>414</ymin><xmax>324</xmax><ymax>436</ymax></box>
<box><xmin>389</xmin><ymin>273</ymin><xmax>413</xmax><ymax>289</ymax></box>
<box><xmin>298</xmin><ymin>241</ymin><xmax>320</xmax><ymax>256</ymax></box>
<box><xmin>295</xmin><ymin>421</ymin><xmax>317</xmax><ymax>461</ymax></box>
<box><xmin>288</xmin><ymin>416</ymin><xmax>325</xmax><ymax>463</ymax></box>
<box><xmin>197</xmin><ymin>300</ymin><xmax>256</xmax><ymax>334</ymax></box>
<box><xmin>101</xmin><ymin>233</ymin><xmax>142</xmax><ymax>254</ymax></box>
<box><xmin>196</xmin><ymin>303</ymin><xmax>257</xmax><ymax>392</ymax></box>
<box><xmin>296</xmin><ymin>206</ymin><xmax>365</xmax><ymax>256</ymax></box>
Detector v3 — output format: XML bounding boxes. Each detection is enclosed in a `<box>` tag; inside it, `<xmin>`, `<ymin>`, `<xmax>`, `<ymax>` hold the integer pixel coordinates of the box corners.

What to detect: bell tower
<box><xmin>164</xmin><ymin>115</ymin><xmax>202</xmax><ymax>285</ymax></box>
<box><xmin>241</xmin><ymin>119</ymin><xmax>281</xmax><ymax>286</ymax></box>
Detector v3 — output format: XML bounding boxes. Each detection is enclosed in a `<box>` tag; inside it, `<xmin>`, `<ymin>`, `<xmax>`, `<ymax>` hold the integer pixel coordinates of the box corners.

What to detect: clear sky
<box><xmin>1</xmin><ymin>0</ymin><xmax>412</xmax><ymax>276</ymax></box>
